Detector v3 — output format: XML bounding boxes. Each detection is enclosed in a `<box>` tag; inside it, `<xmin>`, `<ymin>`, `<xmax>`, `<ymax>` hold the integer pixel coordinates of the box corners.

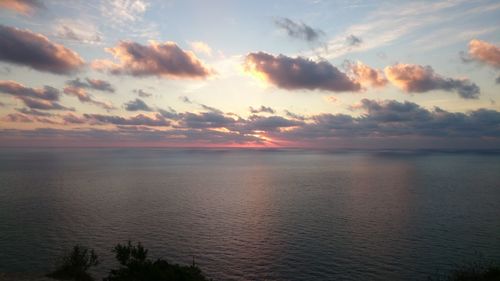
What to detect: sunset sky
<box><xmin>0</xmin><ymin>0</ymin><xmax>499</xmax><ymax>148</ymax></box>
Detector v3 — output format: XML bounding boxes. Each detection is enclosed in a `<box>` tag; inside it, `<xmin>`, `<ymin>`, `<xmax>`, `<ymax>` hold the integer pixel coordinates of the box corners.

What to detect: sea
<box><xmin>0</xmin><ymin>148</ymin><xmax>499</xmax><ymax>280</ymax></box>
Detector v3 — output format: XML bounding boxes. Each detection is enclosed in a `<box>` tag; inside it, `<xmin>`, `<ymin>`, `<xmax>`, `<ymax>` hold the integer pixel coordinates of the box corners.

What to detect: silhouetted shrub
<box><xmin>104</xmin><ymin>241</ymin><xmax>209</xmax><ymax>281</ymax></box>
<box><xmin>47</xmin><ymin>245</ymin><xmax>99</xmax><ymax>281</ymax></box>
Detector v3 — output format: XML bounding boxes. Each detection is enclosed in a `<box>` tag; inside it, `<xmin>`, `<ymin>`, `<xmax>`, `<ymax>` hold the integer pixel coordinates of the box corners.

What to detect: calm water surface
<box><xmin>0</xmin><ymin>148</ymin><xmax>499</xmax><ymax>280</ymax></box>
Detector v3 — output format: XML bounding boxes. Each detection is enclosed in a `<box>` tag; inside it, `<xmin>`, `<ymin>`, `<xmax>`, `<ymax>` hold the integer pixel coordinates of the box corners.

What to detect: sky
<box><xmin>0</xmin><ymin>0</ymin><xmax>499</xmax><ymax>148</ymax></box>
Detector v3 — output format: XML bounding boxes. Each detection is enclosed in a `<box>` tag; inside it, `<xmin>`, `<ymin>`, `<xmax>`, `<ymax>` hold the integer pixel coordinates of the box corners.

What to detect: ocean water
<box><xmin>0</xmin><ymin>148</ymin><xmax>499</xmax><ymax>280</ymax></box>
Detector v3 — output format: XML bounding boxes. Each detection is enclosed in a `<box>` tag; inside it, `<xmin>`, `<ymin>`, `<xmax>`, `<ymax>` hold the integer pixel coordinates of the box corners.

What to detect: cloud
<box><xmin>0</xmin><ymin>80</ymin><xmax>59</xmax><ymax>101</ymax></box>
<box><xmin>467</xmin><ymin>39</ymin><xmax>500</xmax><ymax>68</ymax></box>
<box><xmin>134</xmin><ymin>89</ymin><xmax>152</xmax><ymax>97</ymax></box>
<box><xmin>3</xmin><ymin>113</ymin><xmax>33</xmax><ymax>123</ymax></box>
<box><xmin>16</xmin><ymin>108</ymin><xmax>54</xmax><ymax>117</ymax></box>
<box><xmin>274</xmin><ymin>17</ymin><xmax>324</xmax><ymax>42</ymax></box>
<box><xmin>243</xmin><ymin>115</ymin><xmax>303</xmax><ymax>132</ymax></box>
<box><xmin>0</xmin><ymin>0</ymin><xmax>44</xmax><ymax>15</ymax></box>
<box><xmin>265</xmin><ymin>99</ymin><xmax>500</xmax><ymax>148</ymax></box>
<box><xmin>244</xmin><ymin>52</ymin><xmax>360</xmax><ymax>92</ymax></box>
<box><xmin>124</xmin><ymin>98</ymin><xmax>152</xmax><ymax>111</ymax></box>
<box><xmin>63</xmin><ymin>86</ymin><xmax>115</xmax><ymax>111</ymax></box>
<box><xmin>0</xmin><ymin>25</ymin><xmax>84</xmax><ymax>74</ymax></box>
<box><xmin>384</xmin><ymin>64</ymin><xmax>480</xmax><ymax>99</ymax></box>
<box><xmin>249</xmin><ymin>106</ymin><xmax>275</xmax><ymax>114</ymax></box>
<box><xmin>2</xmin><ymin>99</ymin><xmax>500</xmax><ymax>148</ymax></box>
<box><xmin>17</xmin><ymin>96</ymin><xmax>72</xmax><ymax>111</ymax></box>
<box><xmin>312</xmin><ymin>1</ymin><xmax>484</xmax><ymax>60</ymax></box>
<box><xmin>84</xmin><ymin>113</ymin><xmax>169</xmax><ymax>127</ymax></box>
<box><xmin>67</xmin><ymin>78</ymin><xmax>115</xmax><ymax>93</ymax></box>
<box><xmin>62</xmin><ymin>113</ymin><xmax>87</xmax><ymax>124</ymax></box>
<box><xmin>190</xmin><ymin>41</ymin><xmax>213</xmax><ymax>56</ymax></box>
<box><xmin>0</xmin><ymin>127</ymin><xmax>264</xmax><ymax>147</ymax></box>
<box><xmin>0</xmin><ymin>81</ymin><xmax>70</xmax><ymax>114</ymax></box>
<box><xmin>496</xmin><ymin>76</ymin><xmax>500</xmax><ymax>84</ymax></box>
<box><xmin>101</xmin><ymin>0</ymin><xmax>149</xmax><ymax>24</ymax></box>
<box><xmin>54</xmin><ymin>20</ymin><xmax>102</xmax><ymax>44</ymax></box>
<box><xmin>92</xmin><ymin>41</ymin><xmax>214</xmax><ymax>79</ymax></box>
<box><xmin>176</xmin><ymin>112</ymin><xmax>237</xmax><ymax>129</ymax></box>
<box><xmin>3</xmin><ymin>112</ymin><xmax>58</xmax><ymax>124</ymax></box>
<box><xmin>179</xmin><ymin>96</ymin><xmax>193</xmax><ymax>103</ymax></box>
<box><xmin>284</xmin><ymin>110</ymin><xmax>307</xmax><ymax>121</ymax></box>
<box><xmin>344</xmin><ymin>60</ymin><xmax>388</xmax><ymax>88</ymax></box>
<box><xmin>345</xmin><ymin>34</ymin><xmax>362</xmax><ymax>46</ymax></box>
<box><xmin>0</xmin><ymin>66</ymin><xmax>11</xmax><ymax>75</ymax></box>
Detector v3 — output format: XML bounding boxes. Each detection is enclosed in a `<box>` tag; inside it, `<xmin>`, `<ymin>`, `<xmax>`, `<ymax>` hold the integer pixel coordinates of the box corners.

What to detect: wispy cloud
<box><xmin>100</xmin><ymin>0</ymin><xmax>149</xmax><ymax>24</ymax></box>
<box><xmin>275</xmin><ymin>17</ymin><xmax>324</xmax><ymax>43</ymax></box>
<box><xmin>315</xmin><ymin>0</ymin><xmax>495</xmax><ymax>59</ymax></box>
<box><xmin>53</xmin><ymin>19</ymin><xmax>103</xmax><ymax>44</ymax></box>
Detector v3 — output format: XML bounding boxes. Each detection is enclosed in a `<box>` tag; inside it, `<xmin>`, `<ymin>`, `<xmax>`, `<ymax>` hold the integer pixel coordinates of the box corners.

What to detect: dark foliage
<box><xmin>47</xmin><ymin>245</ymin><xmax>99</xmax><ymax>281</ymax></box>
<box><xmin>104</xmin><ymin>241</ymin><xmax>210</xmax><ymax>281</ymax></box>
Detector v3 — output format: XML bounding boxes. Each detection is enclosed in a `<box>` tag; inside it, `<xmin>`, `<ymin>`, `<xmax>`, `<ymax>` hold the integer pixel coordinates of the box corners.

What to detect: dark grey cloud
<box><xmin>244</xmin><ymin>115</ymin><xmax>303</xmax><ymax>132</ymax></box>
<box><xmin>0</xmin><ymin>80</ymin><xmax>60</xmax><ymax>101</ymax></box>
<box><xmin>67</xmin><ymin>78</ymin><xmax>115</xmax><ymax>93</ymax></box>
<box><xmin>3</xmin><ymin>113</ymin><xmax>32</xmax><ymax>123</ymax></box>
<box><xmin>92</xmin><ymin>41</ymin><xmax>214</xmax><ymax>79</ymax></box>
<box><xmin>0</xmin><ymin>127</ymin><xmax>263</xmax><ymax>147</ymax></box>
<box><xmin>284</xmin><ymin>110</ymin><xmax>307</xmax><ymax>121</ymax></box>
<box><xmin>3</xmin><ymin>96</ymin><xmax>500</xmax><ymax>148</ymax></box>
<box><xmin>16</xmin><ymin>107</ymin><xmax>54</xmax><ymax>117</ymax></box>
<box><xmin>0</xmin><ymin>25</ymin><xmax>84</xmax><ymax>74</ymax></box>
<box><xmin>63</xmin><ymin>86</ymin><xmax>115</xmax><ymax>111</ymax></box>
<box><xmin>17</xmin><ymin>96</ymin><xmax>72</xmax><ymax>111</ymax></box>
<box><xmin>346</xmin><ymin>35</ymin><xmax>362</xmax><ymax>46</ymax></box>
<box><xmin>274</xmin><ymin>17</ymin><xmax>324</xmax><ymax>42</ymax></box>
<box><xmin>3</xmin><ymin>112</ymin><xmax>58</xmax><ymax>124</ymax></box>
<box><xmin>177</xmin><ymin>112</ymin><xmax>237</xmax><ymax>129</ymax></box>
<box><xmin>496</xmin><ymin>76</ymin><xmax>500</xmax><ymax>84</ymax></box>
<box><xmin>179</xmin><ymin>96</ymin><xmax>193</xmax><ymax>103</ymax></box>
<box><xmin>134</xmin><ymin>89</ymin><xmax>152</xmax><ymax>98</ymax></box>
<box><xmin>62</xmin><ymin>113</ymin><xmax>86</xmax><ymax>124</ymax></box>
<box><xmin>124</xmin><ymin>98</ymin><xmax>153</xmax><ymax>112</ymax></box>
<box><xmin>269</xmin><ymin>99</ymin><xmax>500</xmax><ymax>146</ymax></box>
<box><xmin>0</xmin><ymin>80</ymin><xmax>72</xmax><ymax>111</ymax></box>
<box><xmin>244</xmin><ymin>52</ymin><xmax>361</xmax><ymax>92</ymax></box>
<box><xmin>84</xmin><ymin>113</ymin><xmax>169</xmax><ymax>127</ymax></box>
<box><xmin>158</xmin><ymin>108</ymin><xmax>179</xmax><ymax>119</ymax></box>
<box><xmin>385</xmin><ymin>64</ymin><xmax>480</xmax><ymax>99</ymax></box>
<box><xmin>199</xmin><ymin>104</ymin><xmax>223</xmax><ymax>114</ymax></box>
<box><xmin>0</xmin><ymin>66</ymin><xmax>11</xmax><ymax>75</ymax></box>
<box><xmin>249</xmin><ymin>105</ymin><xmax>275</xmax><ymax>114</ymax></box>
<box><xmin>178</xmin><ymin>96</ymin><xmax>223</xmax><ymax>113</ymax></box>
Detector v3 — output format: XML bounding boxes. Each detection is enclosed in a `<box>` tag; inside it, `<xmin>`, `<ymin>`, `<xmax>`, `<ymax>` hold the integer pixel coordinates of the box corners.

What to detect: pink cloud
<box><xmin>0</xmin><ymin>25</ymin><xmax>84</xmax><ymax>74</ymax></box>
<box><xmin>92</xmin><ymin>41</ymin><xmax>214</xmax><ymax>79</ymax></box>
